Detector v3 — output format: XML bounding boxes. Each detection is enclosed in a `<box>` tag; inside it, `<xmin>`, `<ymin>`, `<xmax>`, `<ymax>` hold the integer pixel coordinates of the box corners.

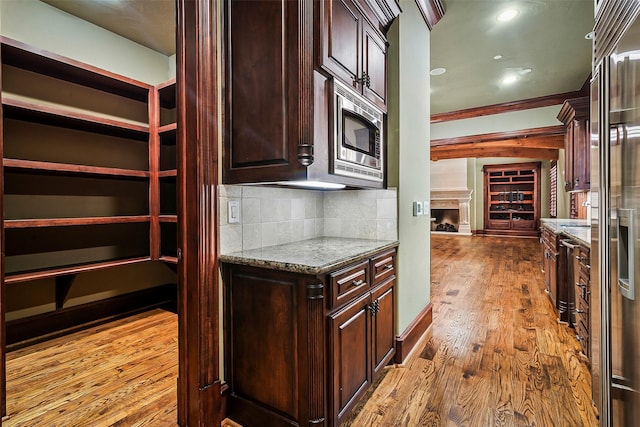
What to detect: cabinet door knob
<box><xmin>384</xmin><ymin>264</ymin><xmax>393</xmax><ymax>270</ymax></box>
<box><xmin>352</xmin><ymin>279</ymin><xmax>364</xmax><ymax>287</ymax></box>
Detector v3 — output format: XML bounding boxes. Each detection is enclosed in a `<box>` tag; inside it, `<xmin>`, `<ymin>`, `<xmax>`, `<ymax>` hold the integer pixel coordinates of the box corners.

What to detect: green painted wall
<box><xmin>388</xmin><ymin>0</ymin><xmax>431</xmax><ymax>334</ymax></box>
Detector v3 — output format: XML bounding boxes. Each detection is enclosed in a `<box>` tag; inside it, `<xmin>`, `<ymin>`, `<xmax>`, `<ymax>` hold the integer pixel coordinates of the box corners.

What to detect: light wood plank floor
<box><xmin>5</xmin><ymin>309</ymin><xmax>178</xmax><ymax>426</ymax></box>
<box><xmin>344</xmin><ymin>235</ymin><xmax>598</xmax><ymax>427</ymax></box>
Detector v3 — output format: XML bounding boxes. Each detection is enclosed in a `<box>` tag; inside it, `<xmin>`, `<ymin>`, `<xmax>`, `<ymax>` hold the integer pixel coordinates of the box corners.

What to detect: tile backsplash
<box><xmin>219</xmin><ymin>185</ymin><xmax>398</xmax><ymax>254</ymax></box>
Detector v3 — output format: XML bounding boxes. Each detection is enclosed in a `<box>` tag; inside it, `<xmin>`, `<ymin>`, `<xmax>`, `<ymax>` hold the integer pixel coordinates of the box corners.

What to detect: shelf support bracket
<box><xmin>55</xmin><ymin>274</ymin><xmax>76</xmax><ymax>310</ymax></box>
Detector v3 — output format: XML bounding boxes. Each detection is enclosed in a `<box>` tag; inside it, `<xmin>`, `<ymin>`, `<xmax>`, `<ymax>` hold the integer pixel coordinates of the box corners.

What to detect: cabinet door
<box><xmin>329</xmin><ymin>292</ymin><xmax>371</xmax><ymax>425</ymax></box>
<box><xmin>320</xmin><ymin>0</ymin><xmax>362</xmax><ymax>89</ymax></box>
<box><xmin>564</xmin><ymin>122</ymin><xmax>574</xmax><ymax>191</ymax></box>
<box><xmin>572</xmin><ymin>118</ymin><xmax>591</xmax><ymax>191</ymax></box>
<box><xmin>223</xmin><ymin>0</ymin><xmax>307</xmax><ymax>184</ymax></box>
<box><xmin>362</xmin><ymin>19</ymin><xmax>387</xmax><ymax>109</ymax></box>
<box><xmin>371</xmin><ymin>278</ymin><xmax>395</xmax><ymax>376</ymax></box>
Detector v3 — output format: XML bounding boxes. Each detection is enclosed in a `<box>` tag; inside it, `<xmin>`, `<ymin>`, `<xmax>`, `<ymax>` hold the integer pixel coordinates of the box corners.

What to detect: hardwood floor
<box><xmin>344</xmin><ymin>235</ymin><xmax>598</xmax><ymax>427</ymax></box>
<box><xmin>4</xmin><ymin>309</ymin><xmax>178</xmax><ymax>426</ymax></box>
<box><xmin>3</xmin><ymin>235</ymin><xmax>597</xmax><ymax>426</ymax></box>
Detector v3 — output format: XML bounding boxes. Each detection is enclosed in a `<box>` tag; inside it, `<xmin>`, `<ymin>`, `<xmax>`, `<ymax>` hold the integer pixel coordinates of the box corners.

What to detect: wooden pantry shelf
<box><xmin>2</xmin><ymin>96</ymin><xmax>149</xmax><ymax>141</ymax></box>
<box><xmin>159</xmin><ymin>256</ymin><xmax>178</xmax><ymax>265</ymax></box>
<box><xmin>0</xmin><ymin>36</ymin><xmax>151</xmax><ymax>102</ymax></box>
<box><xmin>5</xmin><ymin>215</ymin><xmax>151</xmax><ymax>229</ymax></box>
<box><xmin>3</xmin><ymin>256</ymin><xmax>152</xmax><ymax>284</ymax></box>
<box><xmin>157</xmin><ymin>78</ymin><xmax>176</xmax><ymax>109</ymax></box>
<box><xmin>159</xmin><ymin>169</ymin><xmax>177</xmax><ymax>178</ymax></box>
<box><xmin>159</xmin><ymin>215</ymin><xmax>178</xmax><ymax>223</ymax></box>
<box><xmin>159</xmin><ymin>123</ymin><xmax>177</xmax><ymax>134</ymax></box>
<box><xmin>3</xmin><ymin>158</ymin><xmax>149</xmax><ymax>179</ymax></box>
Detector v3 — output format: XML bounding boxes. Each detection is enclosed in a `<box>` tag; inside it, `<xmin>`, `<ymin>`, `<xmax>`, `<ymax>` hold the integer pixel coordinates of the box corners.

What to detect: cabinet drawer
<box><xmin>371</xmin><ymin>249</ymin><xmax>396</xmax><ymax>286</ymax></box>
<box><xmin>330</xmin><ymin>260</ymin><xmax>370</xmax><ymax>309</ymax></box>
<box><xmin>575</xmin><ymin>318</ymin><xmax>589</xmax><ymax>356</ymax></box>
<box><xmin>488</xmin><ymin>219</ymin><xmax>510</xmax><ymax>229</ymax></box>
<box><xmin>575</xmin><ymin>296</ymin><xmax>589</xmax><ymax>327</ymax></box>
<box><xmin>511</xmin><ymin>219</ymin><xmax>535</xmax><ymax>230</ymax></box>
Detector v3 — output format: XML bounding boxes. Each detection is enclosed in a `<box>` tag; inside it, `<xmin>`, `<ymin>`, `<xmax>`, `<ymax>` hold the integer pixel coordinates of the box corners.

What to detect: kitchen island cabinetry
<box><xmin>557</xmin><ymin>97</ymin><xmax>590</xmax><ymax>192</ymax></box>
<box><xmin>542</xmin><ymin>226</ymin><xmax>559</xmax><ymax>310</ymax></box>
<box><xmin>573</xmin><ymin>244</ymin><xmax>591</xmax><ymax>357</ymax></box>
<box><xmin>221</xmin><ymin>239</ymin><xmax>397</xmax><ymax>427</ymax></box>
<box><xmin>540</xmin><ymin>219</ymin><xmax>592</xmax><ymax>356</ymax></box>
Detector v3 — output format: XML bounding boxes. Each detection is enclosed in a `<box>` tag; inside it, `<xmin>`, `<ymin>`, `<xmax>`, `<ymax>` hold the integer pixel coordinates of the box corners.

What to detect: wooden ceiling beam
<box><xmin>431</xmin><ymin>125</ymin><xmax>565</xmax><ymax>147</ymax></box>
<box><xmin>431</xmin><ymin>145</ymin><xmax>559</xmax><ymax>161</ymax></box>
<box><xmin>430</xmin><ymin>125</ymin><xmax>564</xmax><ymax>160</ymax></box>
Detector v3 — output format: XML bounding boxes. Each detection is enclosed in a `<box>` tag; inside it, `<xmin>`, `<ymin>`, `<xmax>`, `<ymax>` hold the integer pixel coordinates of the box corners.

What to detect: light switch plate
<box><xmin>228</xmin><ymin>200</ymin><xmax>240</xmax><ymax>223</ymax></box>
<box><xmin>413</xmin><ymin>201</ymin><xmax>423</xmax><ymax>216</ymax></box>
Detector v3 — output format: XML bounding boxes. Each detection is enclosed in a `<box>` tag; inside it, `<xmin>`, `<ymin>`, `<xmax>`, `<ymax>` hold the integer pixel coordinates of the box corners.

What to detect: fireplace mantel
<box><xmin>431</xmin><ymin>188</ymin><xmax>473</xmax><ymax>235</ymax></box>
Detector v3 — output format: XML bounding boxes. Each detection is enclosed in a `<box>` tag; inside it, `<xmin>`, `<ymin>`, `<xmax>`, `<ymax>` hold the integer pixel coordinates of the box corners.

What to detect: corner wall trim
<box><xmin>394</xmin><ymin>303</ymin><xmax>433</xmax><ymax>364</ymax></box>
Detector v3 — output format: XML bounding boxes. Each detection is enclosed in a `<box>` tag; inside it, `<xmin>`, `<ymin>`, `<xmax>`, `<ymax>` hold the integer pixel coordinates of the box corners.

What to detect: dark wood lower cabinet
<box><xmin>222</xmin><ymin>247</ymin><xmax>396</xmax><ymax>427</ymax></box>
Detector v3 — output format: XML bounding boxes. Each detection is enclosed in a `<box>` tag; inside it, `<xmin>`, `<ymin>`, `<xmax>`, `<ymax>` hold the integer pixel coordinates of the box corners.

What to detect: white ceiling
<box><xmin>38</xmin><ymin>0</ymin><xmax>594</xmax><ymax>116</ymax></box>
<box><xmin>40</xmin><ymin>0</ymin><xmax>176</xmax><ymax>56</ymax></box>
<box><xmin>430</xmin><ymin>0</ymin><xmax>594</xmax><ymax>115</ymax></box>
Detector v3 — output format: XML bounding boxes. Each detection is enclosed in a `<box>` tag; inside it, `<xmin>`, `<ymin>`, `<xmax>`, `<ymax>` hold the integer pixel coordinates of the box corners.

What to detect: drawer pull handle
<box><xmin>574</xmin><ymin>309</ymin><xmax>585</xmax><ymax>314</ymax></box>
<box><xmin>384</xmin><ymin>264</ymin><xmax>394</xmax><ymax>270</ymax></box>
<box><xmin>368</xmin><ymin>300</ymin><xmax>380</xmax><ymax>315</ymax></box>
<box><xmin>352</xmin><ymin>279</ymin><xmax>364</xmax><ymax>287</ymax></box>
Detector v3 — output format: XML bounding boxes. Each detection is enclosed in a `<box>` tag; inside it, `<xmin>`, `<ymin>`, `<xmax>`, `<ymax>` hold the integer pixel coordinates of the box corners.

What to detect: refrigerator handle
<box><xmin>617</xmin><ymin>208</ymin><xmax>636</xmax><ymax>300</ymax></box>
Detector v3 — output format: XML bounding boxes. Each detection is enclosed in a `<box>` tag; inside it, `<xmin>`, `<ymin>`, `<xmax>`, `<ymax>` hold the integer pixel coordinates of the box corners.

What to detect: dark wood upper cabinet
<box><xmin>223</xmin><ymin>0</ymin><xmax>309</xmax><ymax>184</ymax></box>
<box><xmin>558</xmin><ymin>97</ymin><xmax>590</xmax><ymax>192</ymax></box>
<box><xmin>320</xmin><ymin>0</ymin><xmax>389</xmax><ymax>110</ymax></box>
<box><xmin>223</xmin><ymin>0</ymin><xmax>398</xmax><ymax>187</ymax></box>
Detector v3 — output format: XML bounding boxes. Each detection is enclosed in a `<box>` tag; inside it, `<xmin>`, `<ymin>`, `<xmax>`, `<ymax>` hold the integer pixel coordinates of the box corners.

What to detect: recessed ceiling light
<box><xmin>502</xmin><ymin>74</ymin><xmax>518</xmax><ymax>85</ymax></box>
<box><xmin>493</xmin><ymin>54</ymin><xmax>503</xmax><ymax>60</ymax></box>
<box><xmin>585</xmin><ymin>31</ymin><xmax>595</xmax><ymax>40</ymax></box>
<box><xmin>497</xmin><ymin>8</ymin><xmax>519</xmax><ymax>22</ymax></box>
<box><xmin>520</xmin><ymin>68</ymin><xmax>532</xmax><ymax>74</ymax></box>
<box><xmin>430</xmin><ymin>67</ymin><xmax>447</xmax><ymax>76</ymax></box>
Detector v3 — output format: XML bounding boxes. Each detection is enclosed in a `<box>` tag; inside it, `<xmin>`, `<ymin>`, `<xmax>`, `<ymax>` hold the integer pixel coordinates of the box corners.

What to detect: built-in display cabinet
<box><xmin>483</xmin><ymin>162</ymin><xmax>541</xmax><ymax>236</ymax></box>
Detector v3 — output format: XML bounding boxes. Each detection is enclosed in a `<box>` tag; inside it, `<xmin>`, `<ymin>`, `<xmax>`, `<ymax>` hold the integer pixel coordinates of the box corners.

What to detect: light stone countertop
<box><xmin>540</xmin><ymin>218</ymin><xmax>591</xmax><ymax>247</ymax></box>
<box><xmin>220</xmin><ymin>237</ymin><xmax>399</xmax><ymax>275</ymax></box>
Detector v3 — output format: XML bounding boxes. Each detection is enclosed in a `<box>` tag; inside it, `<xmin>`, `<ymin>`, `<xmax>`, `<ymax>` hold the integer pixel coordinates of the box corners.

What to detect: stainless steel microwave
<box><xmin>331</xmin><ymin>79</ymin><xmax>384</xmax><ymax>182</ymax></box>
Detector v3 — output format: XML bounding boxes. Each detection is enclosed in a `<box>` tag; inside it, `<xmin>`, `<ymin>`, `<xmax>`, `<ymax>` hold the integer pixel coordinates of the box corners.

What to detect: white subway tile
<box><xmin>261</xmin><ymin>222</ymin><xmax>278</xmax><ymax>247</ymax></box>
<box><xmin>277</xmin><ymin>221</ymin><xmax>292</xmax><ymax>245</ymax></box>
<box><xmin>291</xmin><ymin>198</ymin><xmax>305</xmax><ymax>220</ymax></box>
<box><xmin>220</xmin><ymin>224</ymin><xmax>242</xmax><ymax>254</ymax></box>
<box><xmin>242</xmin><ymin>198</ymin><xmax>261</xmax><ymax>224</ymax></box>
<box><xmin>243</xmin><ymin>223</ymin><xmax>262</xmax><ymax>250</ymax></box>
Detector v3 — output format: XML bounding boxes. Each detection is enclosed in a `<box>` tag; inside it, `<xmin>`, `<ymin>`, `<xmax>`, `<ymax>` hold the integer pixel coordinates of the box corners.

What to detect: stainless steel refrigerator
<box><xmin>592</xmin><ymin>10</ymin><xmax>640</xmax><ymax>426</ymax></box>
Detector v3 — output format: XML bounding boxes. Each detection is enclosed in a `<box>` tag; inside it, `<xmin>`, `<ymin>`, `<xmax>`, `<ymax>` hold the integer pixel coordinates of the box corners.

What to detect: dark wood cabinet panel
<box><xmin>329</xmin><ymin>292</ymin><xmax>371</xmax><ymax>424</ymax></box>
<box><xmin>362</xmin><ymin>19</ymin><xmax>387</xmax><ymax>107</ymax></box>
<box><xmin>223</xmin><ymin>0</ymin><xmax>309</xmax><ymax>184</ymax></box>
<box><xmin>223</xmin><ymin>246</ymin><xmax>396</xmax><ymax>427</ymax></box>
<box><xmin>371</xmin><ymin>278</ymin><xmax>395</xmax><ymax>375</ymax></box>
<box><xmin>321</xmin><ymin>0</ymin><xmax>362</xmax><ymax>86</ymax></box>
<box><xmin>227</xmin><ymin>269</ymin><xmax>298</xmax><ymax>419</ymax></box>
<box><xmin>558</xmin><ymin>97</ymin><xmax>590</xmax><ymax>192</ymax></box>
<box><xmin>319</xmin><ymin>0</ymin><xmax>388</xmax><ymax>110</ymax></box>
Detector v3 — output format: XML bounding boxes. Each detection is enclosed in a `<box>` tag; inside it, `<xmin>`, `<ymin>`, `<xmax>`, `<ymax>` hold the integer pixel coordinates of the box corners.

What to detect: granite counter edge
<box><xmin>220</xmin><ymin>241</ymin><xmax>399</xmax><ymax>275</ymax></box>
